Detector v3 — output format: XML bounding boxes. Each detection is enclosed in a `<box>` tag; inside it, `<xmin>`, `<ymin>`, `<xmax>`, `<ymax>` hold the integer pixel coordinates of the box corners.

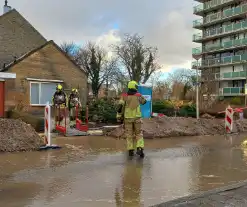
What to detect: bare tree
<box><xmin>152</xmin><ymin>81</ymin><xmax>170</xmax><ymax>100</ymax></box>
<box><xmin>113</xmin><ymin>34</ymin><xmax>160</xmax><ymax>83</ymax></box>
<box><xmin>200</xmin><ymin>68</ymin><xmax>219</xmax><ymax>111</ymax></box>
<box><xmin>60</xmin><ymin>41</ymin><xmax>81</xmax><ymax>63</ymax></box>
<box><xmin>167</xmin><ymin>69</ymin><xmax>197</xmax><ymax>85</ymax></box>
<box><xmin>149</xmin><ymin>71</ymin><xmax>163</xmax><ymax>87</ymax></box>
<box><xmin>77</xmin><ymin>42</ymin><xmax>117</xmax><ymax>98</ymax></box>
<box><xmin>60</xmin><ymin>42</ymin><xmax>78</xmax><ymax>56</ymax></box>
<box><xmin>167</xmin><ymin>69</ymin><xmax>198</xmax><ymax>100</ymax></box>
<box><xmin>113</xmin><ymin>71</ymin><xmax>129</xmax><ymax>95</ymax></box>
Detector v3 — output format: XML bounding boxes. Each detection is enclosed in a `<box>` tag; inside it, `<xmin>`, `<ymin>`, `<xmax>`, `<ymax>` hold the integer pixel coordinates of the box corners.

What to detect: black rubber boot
<box><xmin>128</xmin><ymin>150</ymin><xmax>134</xmax><ymax>157</ymax></box>
<box><xmin>136</xmin><ymin>147</ymin><xmax>145</xmax><ymax>158</ymax></box>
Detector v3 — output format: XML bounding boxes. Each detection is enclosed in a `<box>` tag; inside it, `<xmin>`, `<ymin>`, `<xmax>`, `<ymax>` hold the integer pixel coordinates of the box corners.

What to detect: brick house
<box><xmin>3</xmin><ymin>40</ymin><xmax>88</xmax><ymax>113</ymax></box>
<box><xmin>0</xmin><ymin>3</ymin><xmax>87</xmax><ymax>113</ymax></box>
<box><xmin>0</xmin><ymin>8</ymin><xmax>47</xmax><ymax>69</ymax></box>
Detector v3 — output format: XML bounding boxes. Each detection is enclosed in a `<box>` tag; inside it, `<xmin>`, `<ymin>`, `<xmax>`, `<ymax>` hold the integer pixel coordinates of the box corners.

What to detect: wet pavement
<box><xmin>1</xmin><ymin>134</ymin><xmax>247</xmax><ymax>206</ymax></box>
<box><xmin>154</xmin><ymin>180</ymin><xmax>247</xmax><ymax>207</ymax></box>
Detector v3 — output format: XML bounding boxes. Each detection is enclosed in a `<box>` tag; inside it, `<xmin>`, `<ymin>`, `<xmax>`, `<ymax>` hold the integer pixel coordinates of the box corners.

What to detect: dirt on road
<box><xmin>107</xmin><ymin>116</ymin><xmax>247</xmax><ymax>139</ymax></box>
<box><xmin>0</xmin><ymin>118</ymin><xmax>43</xmax><ymax>152</ymax></box>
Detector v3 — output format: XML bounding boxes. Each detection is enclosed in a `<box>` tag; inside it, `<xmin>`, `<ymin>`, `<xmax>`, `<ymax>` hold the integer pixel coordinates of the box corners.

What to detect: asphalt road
<box><xmin>1</xmin><ymin>134</ymin><xmax>247</xmax><ymax>206</ymax></box>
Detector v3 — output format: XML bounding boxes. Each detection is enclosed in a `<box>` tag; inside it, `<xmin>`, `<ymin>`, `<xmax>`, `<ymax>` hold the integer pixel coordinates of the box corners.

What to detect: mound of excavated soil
<box><xmin>107</xmin><ymin>117</ymin><xmax>247</xmax><ymax>139</ymax></box>
<box><xmin>0</xmin><ymin>118</ymin><xmax>43</xmax><ymax>152</ymax></box>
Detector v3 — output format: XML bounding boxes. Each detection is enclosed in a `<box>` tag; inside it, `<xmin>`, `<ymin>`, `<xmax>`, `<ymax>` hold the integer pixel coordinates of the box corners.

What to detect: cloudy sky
<box><xmin>4</xmin><ymin>0</ymin><xmax>199</xmax><ymax>72</ymax></box>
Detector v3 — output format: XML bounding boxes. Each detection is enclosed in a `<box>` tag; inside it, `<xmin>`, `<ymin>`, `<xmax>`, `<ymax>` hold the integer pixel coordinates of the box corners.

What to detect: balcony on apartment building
<box><xmin>192</xmin><ymin>53</ymin><xmax>247</xmax><ymax>68</ymax></box>
<box><xmin>219</xmin><ymin>87</ymin><xmax>245</xmax><ymax>96</ymax></box>
<box><xmin>194</xmin><ymin>0</ymin><xmax>204</xmax><ymax>3</ymax></box>
<box><xmin>220</xmin><ymin>71</ymin><xmax>247</xmax><ymax>80</ymax></box>
<box><xmin>194</xmin><ymin>0</ymin><xmax>235</xmax><ymax>16</ymax></box>
<box><xmin>200</xmin><ymin>71</ymin><xmax>247</xmax><ymax>82</ymax></box>
<box><xmin>192</xmin><ymin>37</ymin><xmax>247</xmax><ymax>55</ymax></box>
<box><xmin>193</xmin><ymin>20</ymin><xmax>247</xmax><ymax>43</ymax></box>
<box><xmin>193</xmin><ymin>4</ymin><xmax>247</xmax><ymax>29</ymax></box>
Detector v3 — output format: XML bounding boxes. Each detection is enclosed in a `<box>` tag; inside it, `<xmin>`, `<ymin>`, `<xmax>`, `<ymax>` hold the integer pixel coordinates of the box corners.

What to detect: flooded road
<box><xmin>1</xmin><ymin>134</ymin><xmax>247</xmax><ymax>207</ymax></box>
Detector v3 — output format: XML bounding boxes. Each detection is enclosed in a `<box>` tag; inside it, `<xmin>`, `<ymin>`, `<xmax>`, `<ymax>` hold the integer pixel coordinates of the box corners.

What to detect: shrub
<box><xmin>178</xmin><ymin>103</ymin><xmax>196</xmax><ymax>117</ymax></box>
<box><xmin>81</xmin><ymin>98</ymin><xmax>117</xmax><ymax>123</ymax></box>
<box><xmin>230</xmin><ymin>97</ymin><xmax>242</xmax><ymax>105</ymax></box>
<box><xmin>152</xmin><ymin>100</ymin><xmax>175</xmax><ymax>116</ymax></box>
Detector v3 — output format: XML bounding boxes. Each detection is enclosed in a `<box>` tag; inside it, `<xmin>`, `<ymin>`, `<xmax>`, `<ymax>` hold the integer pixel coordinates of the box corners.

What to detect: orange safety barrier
<box><xmin>218</xmin><ymin>107</ymin><xmax>247</xmax><ymax>114</ymax></box>
<box><xmin>75</xmin><ymin>104</ymin><xmax>89</xmax><ymax>132</ymax></box>
<box><xmin>55</xmin><ymin>106</ymin><xmax>67</xmax><ymax>135</ymax></box>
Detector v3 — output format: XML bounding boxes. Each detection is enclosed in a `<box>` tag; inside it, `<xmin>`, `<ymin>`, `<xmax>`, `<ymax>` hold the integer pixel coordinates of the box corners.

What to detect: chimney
<box><xmin>3</xmin><ymin>0</ymin><xmax>11</xmax><ymax>14</ymax></box>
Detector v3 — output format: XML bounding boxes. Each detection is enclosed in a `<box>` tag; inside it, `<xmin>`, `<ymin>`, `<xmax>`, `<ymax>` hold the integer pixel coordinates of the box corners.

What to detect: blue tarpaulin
<box><xmin>138</xmin><ymin>84</ymin><xmax>152</xmax><ymax>118</ymax></box>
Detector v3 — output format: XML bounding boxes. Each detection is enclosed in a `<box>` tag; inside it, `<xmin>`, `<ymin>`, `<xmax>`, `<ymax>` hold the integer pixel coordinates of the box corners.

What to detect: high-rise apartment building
<box><xmin>192</xmin><ymin>0</ymin><xmax>247</xmax><ymax>98</ymax></box>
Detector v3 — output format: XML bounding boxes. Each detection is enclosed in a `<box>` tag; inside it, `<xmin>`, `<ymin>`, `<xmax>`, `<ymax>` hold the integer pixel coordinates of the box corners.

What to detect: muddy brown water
<box><xmin>1</xmin><ymin>134</ymin><xmax>247</xmax><ymax>207</ymax></box>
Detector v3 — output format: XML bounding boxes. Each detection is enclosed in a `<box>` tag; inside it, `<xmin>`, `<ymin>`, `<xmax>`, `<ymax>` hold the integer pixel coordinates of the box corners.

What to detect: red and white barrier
<box><xmin>152</xmin><ymin>112</ymin><xmax>165</xmax><ymax>117</ymax></box>
<box><xmin>218</xmin><ymin>107</ymin><xmax>247</xmax><ymax>114</ymax></box>
<box><xmin>225</xmin><ymin>105</ymin><xmax>233</xmax><ymax>133</ymax></box>
<box><xmin>44</xmin><ymin>103</ymin><xmax>51</xmax><ymax>146</ymax></box>
<box><xmin>39</xmin><ymin>102</ymin><xmax>61</xmax><ymax>150</ymax></box>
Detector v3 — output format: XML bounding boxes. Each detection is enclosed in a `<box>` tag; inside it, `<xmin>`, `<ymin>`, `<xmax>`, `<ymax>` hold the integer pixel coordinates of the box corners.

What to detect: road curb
<box><xmin>151</xmin><ymin>179</ymin><xmax>247</xmax><ymax>207</ymax></box>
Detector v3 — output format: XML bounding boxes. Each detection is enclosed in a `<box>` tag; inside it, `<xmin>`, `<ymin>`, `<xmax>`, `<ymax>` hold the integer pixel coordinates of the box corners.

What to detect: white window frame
<box><xmin>29</xmin><ymin>79</ymin><xmax>63</xmax><ymax>106</ymax></box>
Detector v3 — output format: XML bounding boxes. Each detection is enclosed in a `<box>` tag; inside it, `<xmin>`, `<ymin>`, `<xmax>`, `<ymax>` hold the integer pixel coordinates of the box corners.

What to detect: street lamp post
<box><xmin>196</xmin><ymin>59</ymin><xmax>199</xmax><ymax>119</ymax></box>
<box><xmin>245</xmin><ymin>64</ymin><xmax>247</xmax><ymax>106</ymax></box>
<box><xmin>193</xmin><ymin>54</ymin><xmax>202</xmax><ymax>120</ymax></box>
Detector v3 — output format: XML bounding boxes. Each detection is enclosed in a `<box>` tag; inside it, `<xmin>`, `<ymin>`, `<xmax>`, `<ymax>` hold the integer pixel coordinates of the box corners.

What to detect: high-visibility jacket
<box><xmin>117</xmin><ymin>91</ymin><xmax>146</xmax><ymax>119</ymax></box>
<box><xmin>52</xmin><ymin>91</ymin><xmax>68</xmax><ymax>107</ymax></box>
<box><xmin>68</xmin><ymin>92</ymin><xmax>81</xmax><ymax>109</ymax></box>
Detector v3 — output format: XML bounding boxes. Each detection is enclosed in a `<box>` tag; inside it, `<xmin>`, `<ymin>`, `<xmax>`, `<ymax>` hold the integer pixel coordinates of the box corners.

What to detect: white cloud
<box><xmin>6</xmin><ymin>0</ymin><xmax>195</xmax><ymax>71</ymax></box>
<box><xmin>95</xmin><ymin>29</ymin><xmax>121</xmax><ymax>58</ymax></box>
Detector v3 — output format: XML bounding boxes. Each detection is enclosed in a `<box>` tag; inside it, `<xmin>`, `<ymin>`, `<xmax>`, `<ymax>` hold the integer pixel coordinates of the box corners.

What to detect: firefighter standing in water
<box><xmin>117</xmin><ymin>80</ymin><xmax>147</xmax><ymax>158</ymax></box>
<box><xmin>52</xmin><ymin>84</ymin><xmax>68</xmax><ymax>129</ymax></box>
<box><xmin>68</xmin><ymin>88</ymin><xmax>81</xmax><ymax>128</ymax></box>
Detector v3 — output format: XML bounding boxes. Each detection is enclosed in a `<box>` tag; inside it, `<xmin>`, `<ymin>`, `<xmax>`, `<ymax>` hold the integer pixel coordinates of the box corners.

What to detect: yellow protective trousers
<box><xmin>124</xmin><ymin>118</ymin><xmax>144</xmax><ymax>150</ymax></box>
<box><xmin>54</xmin><ymin>106</ymin><xmax>66</xmax><ymax>129</ymax></box>
<box><xmin>69</xmin><ymin>107</ymin><xmax>76</xmax><ymax>126</ymax></box>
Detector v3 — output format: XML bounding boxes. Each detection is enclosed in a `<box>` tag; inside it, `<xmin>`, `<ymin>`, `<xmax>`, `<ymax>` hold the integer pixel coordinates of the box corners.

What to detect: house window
<box><xmin>30</xmin><ymin>82</ymin><xmax>58</xmax><ymax>105</ymax></box>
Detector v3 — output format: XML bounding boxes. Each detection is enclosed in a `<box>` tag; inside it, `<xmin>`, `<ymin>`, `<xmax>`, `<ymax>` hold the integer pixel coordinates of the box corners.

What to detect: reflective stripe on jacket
<box><xmin>52</xmin><ymin>91</ymin><xmax>68</xmax><ymax>107</ymax></box>
<box><xmin>117</xmin><ymin>92</ymin><xmax>146</xmax><ymax>119</ymax></box>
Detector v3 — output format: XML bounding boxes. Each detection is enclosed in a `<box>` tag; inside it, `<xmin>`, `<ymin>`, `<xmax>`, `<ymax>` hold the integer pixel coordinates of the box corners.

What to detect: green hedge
<box><xmin>81</xmin><ymin>98</ymin><xmax>117</xmax><ymax>123</ymax></box>
<box><xmin>230</xmin><ymin>97</ymin><xmax>242</xmax><ymax>105</ymax></box>
<box><xmin>152</xmin><ymin>100</ymin><xmax>175</xmax><ymax>117</ymax></box>
<box><xmin>178</xmin><ymin>103</ymin><xmax>196</xmax><ymax>117</ymax></box>
<box><xmin>82</xmin><ymin>99</ymin><xmax>197</xmax><ymax>123</ymax></box>
<box><xmin>152</xmin><ymin>100</ymin><xmax>196</xmax><ymax>117</ymax></box>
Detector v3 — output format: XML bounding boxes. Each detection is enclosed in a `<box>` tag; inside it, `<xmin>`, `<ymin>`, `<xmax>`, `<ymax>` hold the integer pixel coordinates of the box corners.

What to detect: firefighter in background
<box><xmin>116</xmin><ymin>80</ymin><xmax>147</xmax><ymax>158</ymax></box>
<box><xmin>52</xmin><ymin>84</ymin><xmax>68</xmax><ymax>129</ymax></box>
<box><xmin>68</xmin><ymin>88</ymin><xmax>81</xmax><ymax>128</ymax></box>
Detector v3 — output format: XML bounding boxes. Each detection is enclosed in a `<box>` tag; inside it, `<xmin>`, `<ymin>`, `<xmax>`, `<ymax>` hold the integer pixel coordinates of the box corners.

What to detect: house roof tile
<box><xmin>1</xmin><ymin>40</ymin><xmax>87</xmax><ymax>75</ymax></box>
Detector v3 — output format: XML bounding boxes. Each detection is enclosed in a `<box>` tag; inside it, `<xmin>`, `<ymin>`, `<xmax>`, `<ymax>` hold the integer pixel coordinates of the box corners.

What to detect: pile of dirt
<box><xmin>8</xmin><ymin>110</ymin><xmax>44</xmax><ymax>132</ymax></box>
<box><xmin>0</xmin><ymin>118</ymin><xmax>43</xmax><ymax>152</ymax></box>
<box><xmin>201</xmin><ymin>113</ymin><xmax>215</xmax><ymax>119</ymax></box>
<box><xmin>107</xmin><ymin>117</ymin><xmax>247</xmax><ymax>139</ymax></box>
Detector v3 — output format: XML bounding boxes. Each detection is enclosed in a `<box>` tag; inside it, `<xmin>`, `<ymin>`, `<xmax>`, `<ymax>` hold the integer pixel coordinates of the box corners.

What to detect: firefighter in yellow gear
<box><xmin>116</xmin><ymin>80</ymin><xmax>147</xmax><ymax>158</ymax></box>
<box><xmin>52</xmin><ymin>84</ymin><xmax>68</xmax><ymax>129</ymax></box>
<box><xmin>68</xmin><ymin>88</ymin><xmax>81</xmax><ymax>128</ymax></box>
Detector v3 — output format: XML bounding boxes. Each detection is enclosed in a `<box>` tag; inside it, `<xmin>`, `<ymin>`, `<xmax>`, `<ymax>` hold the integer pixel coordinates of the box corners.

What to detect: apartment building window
<box><xmin>212</xmin><ymin>39</ymin><xmax>217</xmax><ymax>44</ymax></box>
<box><xmin>230</xmin><ymin>34</ymin><xmax>239</xmax><ymax>40</ymax></box>
<box><xmin>30</xmin><ymin>81</ymin><xmax>59</xmax><ymax>106</ymax></box>
<box><xmin>235</xmin><ymin>50</ymin><xmax>244</xmax><ymax>55</ymax></box>
<box><xmin>221</xmin><ymin>52</ymin><xmax>232</xmax><ymax>57</ymax></box>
